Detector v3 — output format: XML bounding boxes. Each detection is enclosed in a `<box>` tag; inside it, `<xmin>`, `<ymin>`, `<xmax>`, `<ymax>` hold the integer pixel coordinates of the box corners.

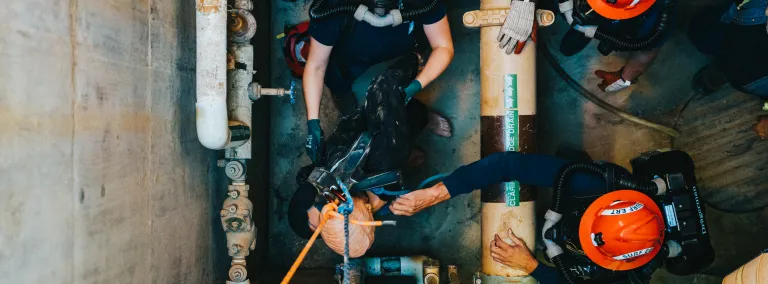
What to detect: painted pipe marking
<box><xmin>504</xmin><ymin>74</ymin><xmax>520</xmax><ymax>207</ymax></box>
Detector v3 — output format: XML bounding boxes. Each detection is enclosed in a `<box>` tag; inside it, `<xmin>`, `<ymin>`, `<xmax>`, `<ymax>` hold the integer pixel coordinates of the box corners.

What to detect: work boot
<box><xmin>427</xmin><ymin>111</ymin><xmax>452</xmax><ymax>138</ymax></box>
<box><xmin>560</xmin><ymin>28</ymin><xmax>592</xmax><ymax>57</ymax></box>
<box><xmin>692</xmin><ymin>64</ymin><xmax>729</xmax><ymax>96</ymax></box>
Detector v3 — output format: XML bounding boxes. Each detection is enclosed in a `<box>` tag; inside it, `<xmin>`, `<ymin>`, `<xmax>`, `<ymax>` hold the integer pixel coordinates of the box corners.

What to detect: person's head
<box><xmin>317</xmin><ymin>196</ymin><xmax>376</xmax><ymax>258</ymax></box>
<box><xmin>288</xmin><ymin>181</ymin><xmax>378</xmax><ymax>258</ymax></box>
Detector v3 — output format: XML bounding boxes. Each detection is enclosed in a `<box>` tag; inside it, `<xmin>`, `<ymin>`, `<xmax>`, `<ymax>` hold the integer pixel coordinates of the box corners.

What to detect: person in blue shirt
<box><xmin>686</xmin><ymin>0</ymin><xmax>768</xmax><ymax>139</ymax></box>
<box><xmin>388</xmin><ymin>151</ymin><xmax>613</xmax><ymax>283</ymax></box>
<box><xmin>302</xmin><ymin>0</ymin><xmax>455</xmax><ymax>164</ymax></box>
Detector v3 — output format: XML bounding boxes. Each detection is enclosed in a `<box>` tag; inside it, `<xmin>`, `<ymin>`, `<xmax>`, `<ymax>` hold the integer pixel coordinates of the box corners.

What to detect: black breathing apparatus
<box><xmin>368</xmin><ymin>0</ymin><xmax>399</xmax><ymax>16</ymax></box>
<box><xmin>308</xmin><ymin>0</ymin><xmax>439</xmax><ymax>26</ymax></box>
<box><xmin>544</xmin><ymin>150</ymin><xmax>714</xmax><ymax>283</ymax></box>
<box><xmin>562</xmin><ymin>0</ymin><xmax>677</xmax><ymax>54</ymax></box>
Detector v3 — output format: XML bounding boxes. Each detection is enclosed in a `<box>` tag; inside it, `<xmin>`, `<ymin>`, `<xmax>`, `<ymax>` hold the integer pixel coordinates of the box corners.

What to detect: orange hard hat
<box><xmin>586</xmin><ymin>0</ymin><xmax>656</xmax><ymax>20</ymax></box>
<box><xmin>579</xmin><ymin>190</ymin><xmax>665</xmax><ymax>271</ymax></box>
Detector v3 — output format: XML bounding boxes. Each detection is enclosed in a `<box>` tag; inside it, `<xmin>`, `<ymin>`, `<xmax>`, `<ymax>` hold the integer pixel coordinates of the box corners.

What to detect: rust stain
<box><xmin>227</xmin><ymin>54</ymin><xmax>235</xmax><ymax>70</ymax></box>
<box><xmin>0</xmin><ymin>107</ymin><xmax>152</xmax><ymax>136</ymax></box>
<box><xmin>197</xmin><ymin>0</ymin><xmax>222</xmax><ymax>14</ymax></box>
<box><xmin>497</xmin><ymin>210</ymin><xmax>522</xmax><ymax>233</ymax></box>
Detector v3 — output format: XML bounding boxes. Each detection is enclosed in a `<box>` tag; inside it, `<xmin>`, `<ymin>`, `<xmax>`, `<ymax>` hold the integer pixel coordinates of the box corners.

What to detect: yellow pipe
<box><xmin>464</xmin><ymin>4</ymin><xmax>547</xmax><ymax>281</ymax></box>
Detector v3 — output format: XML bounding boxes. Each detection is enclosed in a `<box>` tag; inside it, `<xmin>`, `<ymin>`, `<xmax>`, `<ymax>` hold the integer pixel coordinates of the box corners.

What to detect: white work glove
<box><xmin>498</xmin><ymin>0</ymin><xmax>536</xmax><ymax>54</ymax></box>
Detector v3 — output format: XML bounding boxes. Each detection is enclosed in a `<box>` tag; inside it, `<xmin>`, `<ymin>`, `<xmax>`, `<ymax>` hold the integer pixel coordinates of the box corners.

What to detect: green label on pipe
<box><xmin>504</xmin><ymin>74</ymin><xmax>518</xmax><ymax>109</ymax></box>
<box><xmin>504</xmin><ymin>74</ymin><xmax>520</xmax><ymax>207</ymax></box>
<box><xmin>504</xmin><ymin>109</ymin><xmax>520</xmax><ymax>207</ymax></box>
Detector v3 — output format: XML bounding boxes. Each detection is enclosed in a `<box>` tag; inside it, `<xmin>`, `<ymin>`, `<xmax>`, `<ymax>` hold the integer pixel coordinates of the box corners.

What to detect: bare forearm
<box><xmin>415</xmin><ymin>46</ymin><xmax>454</xmax><ymax>87</ymax></box>
<box><xmin>302</xmin><ymin>66</ymin><xmax>325</xmax><ymax>120</ymax></box>
<box><xmin>622</xmin><ymin>48</ymin><xmax>660</xmax><ymax>81</ymax></box>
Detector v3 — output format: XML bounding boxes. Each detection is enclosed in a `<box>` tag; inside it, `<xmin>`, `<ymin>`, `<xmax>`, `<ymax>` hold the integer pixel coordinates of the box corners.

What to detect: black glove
<box><xmin>305</xmin><ymin>119</ymin><xmax>324</xmax><ymax>164</ymax></box>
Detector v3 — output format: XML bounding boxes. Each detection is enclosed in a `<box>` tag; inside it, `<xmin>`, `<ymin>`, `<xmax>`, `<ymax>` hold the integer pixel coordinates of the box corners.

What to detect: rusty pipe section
<box><xmin>196</xmin><ymin>0</ymin><xmax>250</xmax><ymax>150</ymax></box>
<box><xmin>197</xmin><ymin>0</ymin><xmax>260</xmax><ymax>283</ymax></box>
<box><xmin>464</xmin><ymin>4</ymin><xmax>548</xmax><ymax>283</ymax></box>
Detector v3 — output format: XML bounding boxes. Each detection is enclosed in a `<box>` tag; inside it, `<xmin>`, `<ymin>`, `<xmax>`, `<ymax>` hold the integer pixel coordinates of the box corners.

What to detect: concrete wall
<box><xmin>0</xmin><ymin>0</ymin><xmax>224</xmax><ymax>283</ymax></box>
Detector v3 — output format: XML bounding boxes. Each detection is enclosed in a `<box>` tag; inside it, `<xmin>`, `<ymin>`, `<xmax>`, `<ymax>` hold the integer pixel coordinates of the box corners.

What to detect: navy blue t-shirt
<box><xmin>309</xmin><ymin>1</ymin><xmax>446</xmax><ymax>67</ymax></box>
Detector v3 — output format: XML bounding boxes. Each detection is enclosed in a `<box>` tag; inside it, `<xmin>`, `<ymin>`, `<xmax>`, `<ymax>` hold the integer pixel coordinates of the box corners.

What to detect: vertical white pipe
<box><xmin>196</xmin><ymin>0</ymin><xmax>231</xmax><ymax>150</ymax></box>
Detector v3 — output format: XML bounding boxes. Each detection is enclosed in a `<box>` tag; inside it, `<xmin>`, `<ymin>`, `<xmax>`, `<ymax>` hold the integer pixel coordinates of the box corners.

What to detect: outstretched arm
<box><xmin>390</xmin><ymin>151</ymin><xmax>607</xmax><ymax>216</ymax></box>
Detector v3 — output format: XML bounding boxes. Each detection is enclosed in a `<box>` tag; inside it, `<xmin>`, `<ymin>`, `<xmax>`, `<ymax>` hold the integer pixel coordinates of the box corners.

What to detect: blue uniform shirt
<box><xmin>442</xmin><ymin>151</ymin><xmax>615</xmax><ymax>284</ymax></box>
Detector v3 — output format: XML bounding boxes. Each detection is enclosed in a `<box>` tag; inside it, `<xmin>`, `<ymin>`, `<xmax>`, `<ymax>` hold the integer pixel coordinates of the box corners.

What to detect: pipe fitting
<box><xmin>225</xmin><ymin>160</ymin><xmax>247</xmax><ymax>181</ymax></box>
<box><xmin>229</xmin><ymin>9</ymin><xmax>257</xmax><ymax>44</ymax></box>
<box><xmin>248</xmin><ymin>81</ymin><xmax>296</xmax><ymax>104</ymax></box>
<box><xmin>352</xmin><ymin>4</ymin><xmax>403</xmax><ymax>27</ymax></box>
<box><xmin>229</xmin><ymin>264</ymin><xmax>248</xmax><ymax>282</ymax></box>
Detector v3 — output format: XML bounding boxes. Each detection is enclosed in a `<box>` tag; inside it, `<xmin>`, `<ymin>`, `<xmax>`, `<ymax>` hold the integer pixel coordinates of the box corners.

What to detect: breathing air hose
<box><xmin>401</xmin><ymin>0</ymin><xmax>439</xmax><ymax>19</ymax></box>
<box><xmin>593</xmin><ymin>0</ymin><xmax>676</xmax><ymax>51</ymax></box>
<box><xmin>538</xmin><ymin>41</ymin><xmax>681</xmax><ymax>137</ymax></box>
<box><xmin>551</xmin><ymin>255</ymin><xmax>587</xmax><ymax>284</ymax></box>
<box><xmin>308</xmin><ymin>0</ymin><xmax>440</xmax><ymax>21</ymax></box>
<box><xmin>552</xmin><ymin>162</ymin><xmax>660</xmax><ymax>212</ymax></box>
<box><xmin>309</xmin><ymin>0</ymin><xmax>356</xmax><ymax>20</ymax></box>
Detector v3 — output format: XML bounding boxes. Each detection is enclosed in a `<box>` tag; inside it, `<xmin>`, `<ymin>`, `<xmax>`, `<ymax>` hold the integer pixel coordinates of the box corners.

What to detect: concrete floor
<box><xmin>268</xmin><ymin>0</ymin><xmax>765</xmax><ymax>283</ymax></box>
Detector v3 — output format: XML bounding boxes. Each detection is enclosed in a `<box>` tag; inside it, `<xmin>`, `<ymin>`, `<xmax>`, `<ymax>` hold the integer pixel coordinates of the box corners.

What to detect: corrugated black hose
<box><xmin>552</xmin><ymin>255</ymin><xmax>588</xmax><ymax>284</ymax></box>
<box><xmin>552</xmin><ymin>162</ymin><xmax>660</xmax><ymax>212</ymax></box>
<box><xmin>309</xmin><ymin>0</ymin><xmax>357</xmax><ymax>20</ymax></box>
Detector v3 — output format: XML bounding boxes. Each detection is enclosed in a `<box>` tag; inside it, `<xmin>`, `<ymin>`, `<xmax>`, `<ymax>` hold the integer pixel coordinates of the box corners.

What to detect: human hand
<box><xmin>305</xmin><ymin>119</ymin><xmax>324</xmax><ymax>164</ymax></box>
<box><xmin>490</xmin><ymin>229</ymin><xmax>538</xmax><ymax>274</ymax></box>
<box><xmin>498</xmin><ymin>0</ymin><xmax>537</xmax><ymax>55</ymax></box>
<box><xmin>595</xmin><ymin>69</ymin><xmax>632</xmax><ymax>92</ymax></box>
<box><xmin>389</xmin><ymin>182</ymin><xmax>451</xmax><ymax>216</ymax></box>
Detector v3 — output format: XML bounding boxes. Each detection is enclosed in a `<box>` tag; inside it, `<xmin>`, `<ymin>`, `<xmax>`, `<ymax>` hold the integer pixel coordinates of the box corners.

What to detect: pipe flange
<box><xmin>225</xmin><ymin>160</ymin><xmax>246</xmax><ymax>181</ymax></box>
<box><xmin>229</xmin><ymin>9</ymin><xmax>257</xmax><ymax>43</ymax></box>
<box><xmin>424</xmin><ymin>273</ymin><xmax>439</xmax><ymax>284</ymax></box>
<box><xmin>229</xmin><ymin>264</ymin><xmax>248</xmax><ymax>282</ymax></box>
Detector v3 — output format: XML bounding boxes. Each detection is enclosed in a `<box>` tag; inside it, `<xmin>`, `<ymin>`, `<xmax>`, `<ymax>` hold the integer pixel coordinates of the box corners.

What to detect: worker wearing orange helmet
<box><xmin>566</xmin><ymin>0</ymin><xmax>676</xmax><ymax>92</ymax></box>
<box><xmin>390</xmin><ymin>150</ymin><xmax>714</xmax><ymax>283</ymax></box>
<box><xmin>497</xmin><ymin>0</ymin><xmax>675</xmax><ymax>92</ymax></box>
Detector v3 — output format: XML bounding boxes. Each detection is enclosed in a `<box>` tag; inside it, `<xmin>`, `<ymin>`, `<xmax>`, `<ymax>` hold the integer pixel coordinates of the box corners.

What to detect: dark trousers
<box><xmin>688</xmin><ymin>3</ymin><xmax>768</xmax><ymax>98</ymax></box>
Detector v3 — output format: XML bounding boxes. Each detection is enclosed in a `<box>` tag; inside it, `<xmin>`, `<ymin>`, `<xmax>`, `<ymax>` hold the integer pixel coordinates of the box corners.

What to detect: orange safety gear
<box><xmin>586</xmin><ymin>0</ymin><xmax>656</xmax><ymax>20</ymax></box>
<box><xmin>579</xmin><ymin>190</ymin><xmax>665</xmax><ymax>271</ymax></box>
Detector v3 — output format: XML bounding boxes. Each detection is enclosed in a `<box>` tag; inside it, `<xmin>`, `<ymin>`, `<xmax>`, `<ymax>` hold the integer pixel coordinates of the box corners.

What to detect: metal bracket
<box><xmin>463</xmin><ymin>9</ymin><xmax>555</xmax><ymax>28</ymax></box>
<box><xmin>307</xmin><ymin>132</ymin><xmax>373</xmax><ymax>206</ymax></box>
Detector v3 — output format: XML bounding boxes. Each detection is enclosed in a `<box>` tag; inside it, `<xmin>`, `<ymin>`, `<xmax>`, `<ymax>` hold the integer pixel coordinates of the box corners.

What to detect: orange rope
<box><xmin>328</xmin><ymin>211</ymin><xmax>384</xmax><ymax>226</ymax></box>
<box><xmin>279</xmin><ymin>203</ymin><xmax>388</xmax><ymax>284</ymax></box>
<box><xmin>280</xmin><ymin>203</ymin><xmax>336</xmax><ymax>284</ymax></box>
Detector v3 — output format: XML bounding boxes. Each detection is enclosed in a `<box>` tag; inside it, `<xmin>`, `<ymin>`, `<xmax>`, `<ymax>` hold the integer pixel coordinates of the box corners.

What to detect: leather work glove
<box><xmin>403</xmin><ymin>80</ymin><xmax>423</xmax><ymax>104</ymax></box>
<box><xmin>595</xmin><ymin>69</ymin><xmax>635</xmax><ymax>92</ymax></box>
<box><xmin>305</xmin><ymin>119</ymin><xmax>324</xmax><ymax>164</ymax></box>
<box><xmin>498</xmin><ymin>0</ymin><xmax>537</xmax><ymax>55</ymax></box>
